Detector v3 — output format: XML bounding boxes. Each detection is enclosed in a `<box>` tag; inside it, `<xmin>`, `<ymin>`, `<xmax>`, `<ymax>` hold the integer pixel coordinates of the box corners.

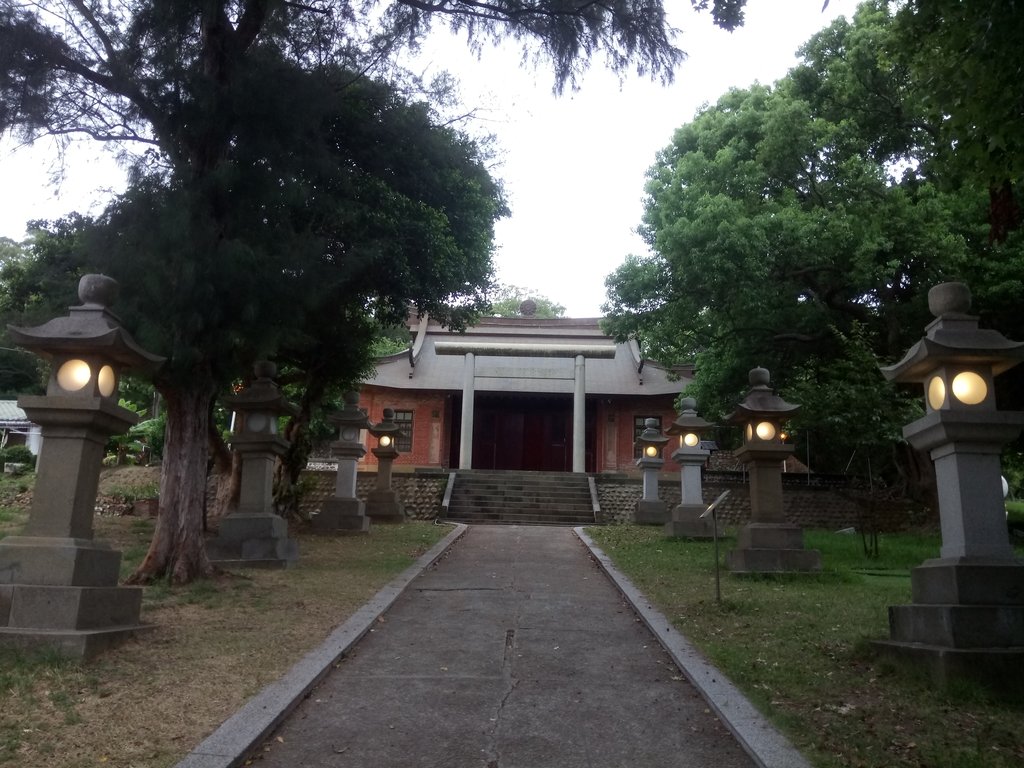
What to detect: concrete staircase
<box><xmin>444</xmin><ymin>470</ymin><xmax>596</xmax><ymax>526</ymax></box>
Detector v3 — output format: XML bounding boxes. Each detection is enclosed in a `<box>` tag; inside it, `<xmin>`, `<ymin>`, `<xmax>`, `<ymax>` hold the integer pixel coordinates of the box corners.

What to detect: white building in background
<box><xmin>0</xmin><ymin>400</ymin><xmax>41</xmax><ymax>455</ymax></box>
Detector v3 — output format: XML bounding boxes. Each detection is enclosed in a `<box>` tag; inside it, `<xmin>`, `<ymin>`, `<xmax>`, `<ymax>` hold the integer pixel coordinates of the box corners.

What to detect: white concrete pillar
<box><xmin>459</xmin><ymin>352</ymin><xmax>475</xmax><ymax>469</ymax></box>
<box><xmin>573</xmin><ymin>354</ymin><xmax>585</xmax><ymax>473</ymax></box>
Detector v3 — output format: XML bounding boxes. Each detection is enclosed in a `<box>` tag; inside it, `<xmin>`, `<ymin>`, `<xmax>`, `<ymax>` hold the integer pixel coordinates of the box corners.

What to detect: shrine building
<box><xmin>358</xmin><ymin>310</ymin><xmax>691</xmax><ymax>474</ymax></box>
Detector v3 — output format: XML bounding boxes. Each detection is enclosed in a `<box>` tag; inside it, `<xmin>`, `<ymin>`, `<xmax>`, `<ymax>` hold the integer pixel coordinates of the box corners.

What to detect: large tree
<box><xmin>889</xmin><ymin>0</ymin><xmax>1024</xmax><ymax>240</ymax></box>
<box><xmin>0</xmin><ymin>2</ymin><xmax>743</xmax><ymax>583</ymax></box>
<box><xmin>603</xmin><ymin>1</ymin><xmax>1008</xmax><ymax>479</ymax></box>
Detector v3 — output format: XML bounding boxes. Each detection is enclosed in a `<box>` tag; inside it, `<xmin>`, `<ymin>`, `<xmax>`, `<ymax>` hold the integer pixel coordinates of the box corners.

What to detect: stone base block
<box><xmin>726</xmin><ymin>547</ymin><xmax>822</xmax><ymax>573</ymax></box>
<box><xmin>887</xmin><ymin>603</ymin><xmax>1024</xmax><ymax>648</ymax></box>
<box><xmin>206</xmin><ymin>536</ymin><xmax>298</xmax><ymax>570</ymax></box>
<box><xmin>0</xmin><ymin>536</ymin><xmax>121</xmax><ymax>587</ymax></box>
<box><xmin>664</xmin><ymin>504</ymin><xmax>718</xmax><ymax>539</ymax></box>
<box><xmin>365</xmin><ymin>490</ymin><xmax>406</xmax><ymax>523</ymax></box>
<box><xmin>0</xmin><ymin>625</ymin><xmax>150</xmax><ymax>661</ymax></box>
<box><xmin>207</xmin><ymin>513</ymin><xmax>299</xmax><ymax>569</ymax></box>
<box><xmin>2</xmin><ymin>583</ymin><xmax>142</xmax><ymax>630</ymax></box>
<box><xmin>736</xmin><ymin>523</ymin><xmax>806</xmax><ymax>550</ymax></box>
<box><xmin>910</xmin><ymin>559</ymin><xmax>1024</xmax><ymax>605</ymax></box>
<box><xmin>312</xmin><ymin>497</ymin><xmax>370</xmax><ymax>535</ymax></box>
<box><xmin>214</xmin><ymin>513</ymin><xmax>288</xmax><ymax>543</ymax></box>
<box><xmin>634</xmin><ymin>499</ymin><xmax>668</xmax><ymax>526</ymax></box>
<box><xmin>872</xmin><ymin>639</ymin><xmax>1024</xmax><ymax>699</ymax></box>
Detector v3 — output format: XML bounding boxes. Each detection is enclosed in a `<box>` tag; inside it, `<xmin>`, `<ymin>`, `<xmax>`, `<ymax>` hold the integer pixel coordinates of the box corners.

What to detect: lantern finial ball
<box><xmin>928</xmin><ymin>282</ymin><xmax>971</xmax><ymax>318</ymax></box>
<box><xmin>78</xmin><ymin>274</ymin><xmax>119</xmax><ymax>307</ymax></box>
<box><xmin>253</xmin><ymin>360</ymin><xmax>277</xmax><ymax>379</ymax></box>
<box><xmin>679</xmin><ymin>396</ymin><xmax>697</xmax><ymax>412</ymax></box>
<box><xmin>749</xmin><ymin>366</ymin><xmax>770</xmax><ymax>387</ymax></box>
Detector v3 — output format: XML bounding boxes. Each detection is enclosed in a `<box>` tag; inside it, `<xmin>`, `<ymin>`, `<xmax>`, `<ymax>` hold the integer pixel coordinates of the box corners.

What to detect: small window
<box><xmin>393</xmin><ymin>410</ymin><xmax>414</xmax><ymax>452</ymax></box>
<box><xmin>633</xmin><ymin>415</ymin><xmax>661</xmax><ymax>459</ymax></box>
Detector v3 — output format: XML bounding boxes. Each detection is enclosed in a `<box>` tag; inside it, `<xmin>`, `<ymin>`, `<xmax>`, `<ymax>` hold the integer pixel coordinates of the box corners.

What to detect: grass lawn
<box><xmin>587</xmin><ymin>524</ymin><xmax>1024</xmax><ymax>768</ymax></box>
<box><xmin>0</xmin><ymin>470</ymin><xmax>450</xmax><ymax>768</ymax></box>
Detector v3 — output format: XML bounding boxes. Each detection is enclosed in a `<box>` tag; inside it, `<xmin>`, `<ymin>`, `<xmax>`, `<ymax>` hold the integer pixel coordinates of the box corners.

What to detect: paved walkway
<box><xmin>250</xmin><ymin>526</ymin><xmax>756</xmax><ymax>768</ymax></box>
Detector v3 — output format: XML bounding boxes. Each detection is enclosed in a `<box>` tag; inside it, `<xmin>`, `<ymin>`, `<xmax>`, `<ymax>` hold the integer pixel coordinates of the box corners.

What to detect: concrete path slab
<box><xmin>248</xmin><ymin>526</ymin><xmax>757</xmax><ymax>768</ymax></box>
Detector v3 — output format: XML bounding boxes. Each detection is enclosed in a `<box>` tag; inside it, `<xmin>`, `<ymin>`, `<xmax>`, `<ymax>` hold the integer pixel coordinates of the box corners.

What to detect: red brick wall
<box><xmin>360</xmin><ymin>388</ymin><xmax>683</xmax><ymax>473</ymax></box>
<box><xmin>595</xmin><ymin>397</ymin><xmax>683</xmax><ymax>474</ymax></box>
<box><xmin>359</xmin><ymin>389</ymin><xmax>449</xmax><ymax>469</ymax></box>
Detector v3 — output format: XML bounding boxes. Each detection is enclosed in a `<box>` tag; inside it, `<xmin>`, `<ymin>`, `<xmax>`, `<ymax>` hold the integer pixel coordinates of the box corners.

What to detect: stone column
<box><xmin>665</xmin><ymin>446</ymin><xmax>716</xmax><ymax>539</ymax></box>
<box><xmin>724</xmin><ymin>368</ymin><xmax>819</xmax><ymax>573</ymax></box>
<box><xmin>206</xmin><ymin>362</ymin><xmax>299</xmax><ymax>568</ymax></box>
<box><xmin>366</xmin><ymin>409</ymin><xmax>406</xmax><ymax>523</ymax></box>
<box><xmin>0</xmin><ymin>274</ymin><xmax>164</xmax><ymax>659</ymax></box>
<box><xmin>573</xmin><ymin>354</ymin><xmax>585</xmax><ymax>473</ymax></box>
<box><xmin>313</xmin><ymin>392</ymin><xmax>370</xmax><ymax>534</ymax></box>
<box><xmin>726</xmin><ymin>441</ymin><xmax>820</xmax><ymax>571</ymax></box>
<box><xmin>459</xmin><ymin>352</ymin><xmax>475</xmax><ymax>469</ymax></box>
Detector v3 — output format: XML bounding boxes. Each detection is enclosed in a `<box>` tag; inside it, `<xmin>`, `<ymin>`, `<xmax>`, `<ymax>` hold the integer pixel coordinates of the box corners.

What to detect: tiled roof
<box><xmin>363</xmin><ymin>316</ymin><xmax>691</xmax><ymax>397</ymax></box>
<box><xmin>0</xmin><ymin>400</ymin><xmax>28</xmax><ymax>423</ymax></box>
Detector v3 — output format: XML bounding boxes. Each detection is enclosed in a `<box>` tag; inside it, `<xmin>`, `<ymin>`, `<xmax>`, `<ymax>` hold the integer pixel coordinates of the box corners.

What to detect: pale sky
<box><xmin>0</xmin><ymin>1</ymin><xmax>851</xmax><ymax>317</ymax></box>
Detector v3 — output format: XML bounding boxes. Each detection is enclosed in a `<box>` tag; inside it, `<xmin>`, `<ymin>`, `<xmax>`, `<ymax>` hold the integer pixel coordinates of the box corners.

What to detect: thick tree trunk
<box><xmin>273</xmin><ymin>374</ymin><xmax>326</xmax><ymax>520</ymax></box>
<box><xmin>208</xmin><ymin>418</ymin><xmax>241</xmax><ymax>523</ymax></box>
<box><xmin>127</xmin><ymin>380</ymin><xmax>217</xmax><ymax>585</ymax></box>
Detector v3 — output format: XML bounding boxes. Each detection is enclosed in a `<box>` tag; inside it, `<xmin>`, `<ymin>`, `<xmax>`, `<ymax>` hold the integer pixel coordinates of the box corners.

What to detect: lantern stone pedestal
<box><xmin>207</xmin><ymin>364</ymin><xmax>298</xmax><ymax>568</ymax></box>
<box><xmin>634</xmin><ymin>458</ymin><xmax>667</xmax><ymax>524</ymax></box>
<box><xmin>726</xmin><ymin>442</ymin><xmax>821</xmax><ymax>572</ymax></box>
<box><xmin>665</xmin><ymin>448</ymin><xmax>716</xmax><ymax>539</ymax></box>
<box><xmin>365</xmin><ymin>409</ymin><xmax>406</xmax><ymax>523</ymax></box>
<box><xmin>634</xmin><ymin>418</ymin><xmax>669</xmax><ymax>524</ymax></box>
<box><xmin>366</xmin><ymin>447</ymin><xmax>405</xmax><ymax>523</ymax></box>
<box><xmin>0</xmin><ymin>401</ymin><xmax>146</xmax><ymax>659</ymax></box>
<box><xmin>873</xmin><ymin>285</ymin><xmax>1024</xmax><ymax>693</ymax></box>
<box><xmin>725</xmin><ymin>368</ymin><xmax>820</xmax><ymax>573</ymax></box>
<box><xmin>206</xmin><ymin>437</ymin><xmax>299</xmax><ymax>568</ymax></box>
<box><xmin>313</xmin><ymin>393</ymin><xmax>370</xmax><ymax>535</ymax></box>
<box><xmin>0</xmin><ymin>275</ymin><xmax>163</xmax><ymax>659</ymax></box>
<box><xmin>664</xmin><ymin>400</ymin><xmax>717</xmax><ymax>538</ymax></box>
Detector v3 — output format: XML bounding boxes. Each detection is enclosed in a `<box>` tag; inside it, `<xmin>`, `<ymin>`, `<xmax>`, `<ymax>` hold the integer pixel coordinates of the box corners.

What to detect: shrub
<box><xmin>1</xmin><ymin>445</ymin><xmax>36</xmax><ymax>469</ymax></box>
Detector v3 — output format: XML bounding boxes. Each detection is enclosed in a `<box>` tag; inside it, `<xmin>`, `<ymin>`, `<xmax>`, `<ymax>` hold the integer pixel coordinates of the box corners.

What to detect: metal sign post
<box><xmin>700</xmin><ymin>490</ymin><xmax>731</xmax><ymax>604</ymax></box>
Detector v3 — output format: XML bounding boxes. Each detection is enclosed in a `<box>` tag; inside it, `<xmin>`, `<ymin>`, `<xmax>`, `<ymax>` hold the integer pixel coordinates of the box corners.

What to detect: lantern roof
<box><xmin>881</xmin><ymin>282</ymin><xmax>1024</xmax><ymax>383</ymax></box>
<box><xmin>666</xmin><ymin>397</ymin><xmax>715</xmax><ymax>435</ymax></box>
<box><xmin>369</xmin><ymin>408</ymin><xmax>402</xmax><ymax>438</ymax></box>
<box><xmin>329</xmin><ymin>390</ymin><xmax>370</xmax><ymax>429</ymax></box>
<box><xmin>726</xmin><ymin>367</ymin><xmax>800</xmax><ymax>424</ymax></box>
<box><xmin>637</xmin><ymin>417</ymin><xmax>669</xmax><ymax>447</ymax></box>
<box><xmin>7</xmin><ymin>275</ymin><xmax>164</xmax><ymax>373</ymax></box>
<box><xmin>223</xmin><ymin>361</ymin><xmax>297</xmax><ymax>415</ymax></box>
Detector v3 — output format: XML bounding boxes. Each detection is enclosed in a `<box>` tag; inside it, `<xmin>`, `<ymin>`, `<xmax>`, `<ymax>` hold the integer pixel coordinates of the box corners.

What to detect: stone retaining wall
<box><xmin>298</xmin><ymin>469</ymin><xmax>933</xmax><ymax>532</ymax></box>
<box><xmin>298</xmin><ymin>471</ymin><xmax>449</xmax><ymax>521</ymax></box>
<box><xmin>596</xmin><ymin>474</ymin><xmax>934</xmax><ymax>532</ymax></box>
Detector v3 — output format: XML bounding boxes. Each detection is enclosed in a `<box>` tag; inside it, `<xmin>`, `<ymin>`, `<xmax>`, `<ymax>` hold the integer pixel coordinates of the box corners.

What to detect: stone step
<box><xmin>446</xmin><ymin>503</ymin><xmax>594</xmax><ymax>515</ymax></box>
<box><xmin>445</xmin><ymin>511</ymin><xmax>595</xmax><ymax>526</ymax></box>
<box><xmin>444</xmin><ymin>470</ymin><xmax>596</xmax><ymax>527</ymax></box>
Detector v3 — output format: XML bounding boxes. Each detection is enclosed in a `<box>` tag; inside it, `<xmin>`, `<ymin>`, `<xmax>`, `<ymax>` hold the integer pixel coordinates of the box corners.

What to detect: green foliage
<box><xmin>891</xmin><ymin>0</ymin><xmax>1024</xmax><ymax>238</ymax></box>
<box><xmin>487</xmin><ymin>283</ymin><xmax>567</xmax><ymax>318</ymax></box>
<box><xmin>0</xmin><ymin>0</ymin><xmax>746</xmax><ymax>583</ymax></box>
<box><xmin>0</xmin><ymin>444</ymin><xmax>35</xmax><ymax>469</ymax></box>
<box><xmin>603</xmin><ymin>3</ymin><xmax>1017</xmax><ymax>478</ymax></box>
<box><xmin>0</xmin><ymin>221</ymin><xmax>89</xmax><ymax>396</ymax></box>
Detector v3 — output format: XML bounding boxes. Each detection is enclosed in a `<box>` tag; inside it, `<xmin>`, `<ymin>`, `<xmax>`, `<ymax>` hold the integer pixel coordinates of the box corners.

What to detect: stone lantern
<box><xmin>0</xmin><ymin>274</ymin><xmax>164</xmax><ymax>658</ymax></box>
<box><xmin>725</xmin><ymin>367</ymin><xmax>820</xmax><ymax>573</ymax></box>
<box><xmin>634</xmin><ymin>417</ymin><xmax>669</xmax><ymax>524</ymax></box>
<box><xmin>664</xmin><ymin>398</ymin><xmax>717</xmax><ymax>539</ymax></box>
<box><xmin>312</xmin><ymin>390</ymin><xmax>370</xmax><ymax>534</ymax></box>
<box><xmin>207</xmin><ymin>361</ymin><xmax>299</xmax><ymax>568</ymax></box>
<box><xmin>876</xmin><ymin>282</ymin><xmax>1024</xmax><ymax>690</ymax></box>
<box><xmin>365</xmin><ymin>408</ymin><xmax>406</xmax><ymax>523</ymax></box>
